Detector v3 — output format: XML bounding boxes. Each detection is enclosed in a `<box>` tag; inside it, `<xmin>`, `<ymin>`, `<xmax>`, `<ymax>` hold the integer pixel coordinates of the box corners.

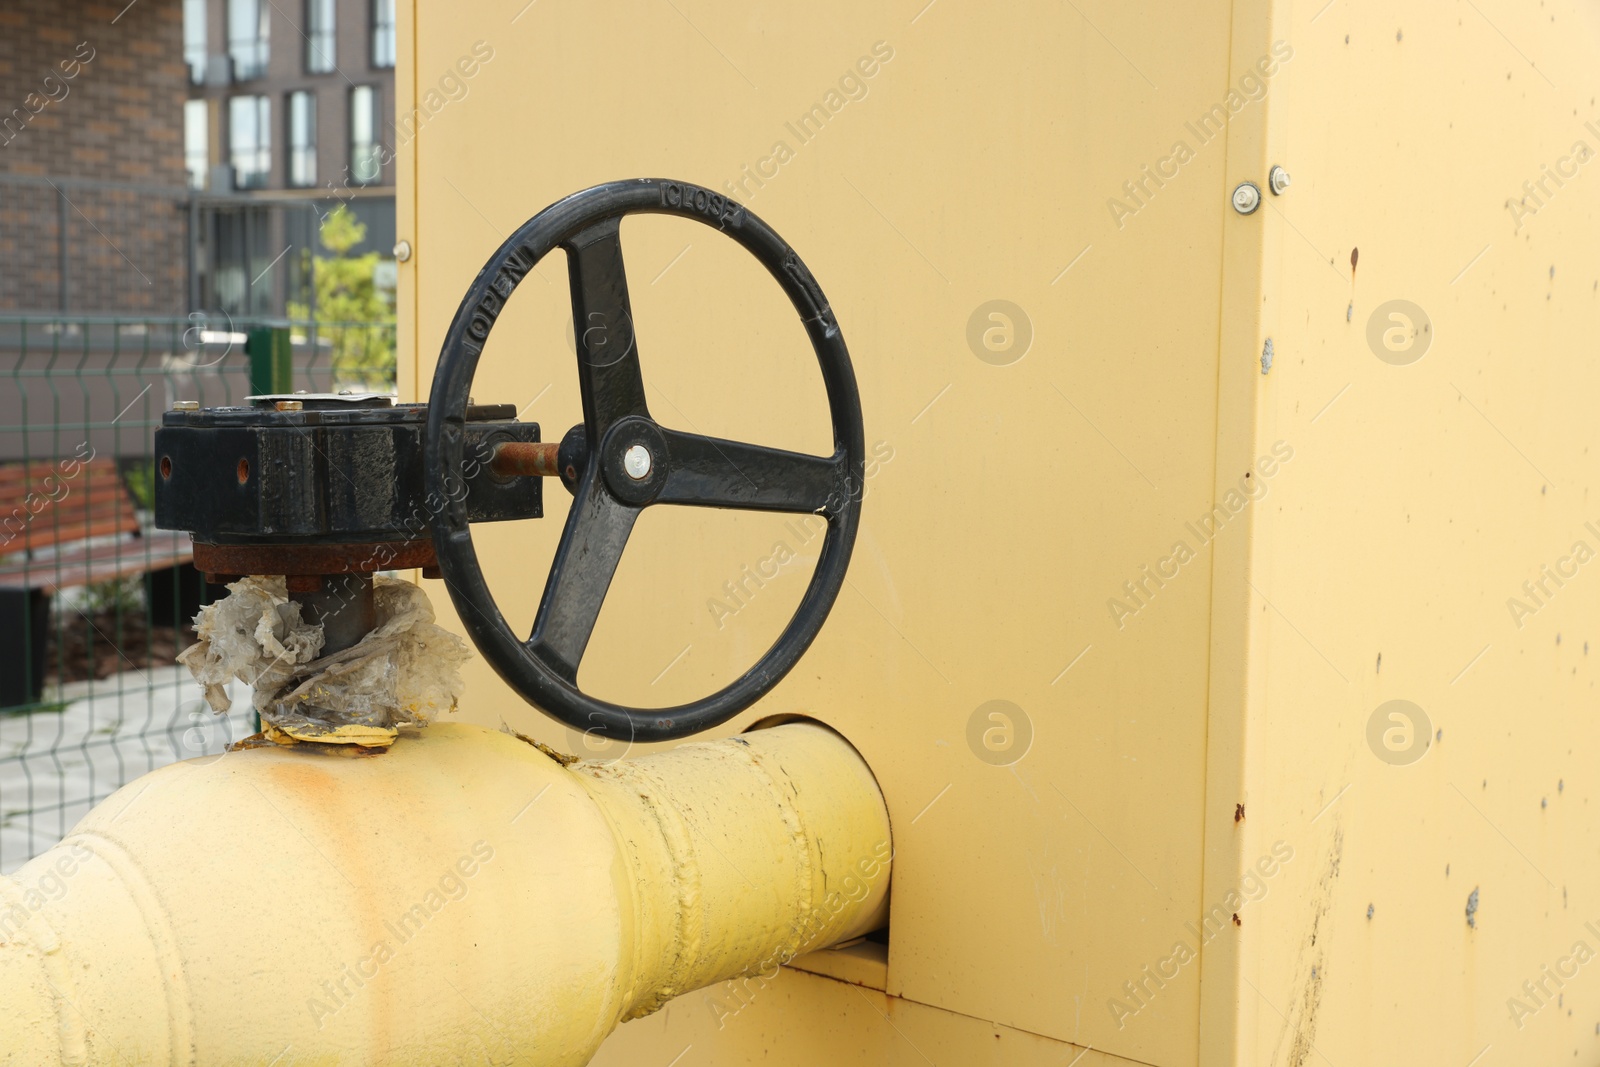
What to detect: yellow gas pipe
<box><xmin>0</xmin><ymin>721</ymin><xmax>892</xmax><ymax>1065</ymax></box>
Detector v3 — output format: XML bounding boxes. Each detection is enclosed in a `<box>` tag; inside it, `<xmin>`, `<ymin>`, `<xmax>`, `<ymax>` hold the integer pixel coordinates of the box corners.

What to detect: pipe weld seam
<box><xmin>72</xmin><ymin>829</ymin><xmax>198</xmax><ymax>1067</ymax></box>
<box><xmin>733</xmin><ymin>743</ymin><xmax>817</xmax><ymax>961</ymax></box>
<box><xmin>0</xmin><ymin>871</ymin><xmax>86</xmax><ymax>1065</ymax></box>
<box><xmin>604</xmin><ymin>761</ymin><xmax>703</xmax><ymax>1013</ymax></box>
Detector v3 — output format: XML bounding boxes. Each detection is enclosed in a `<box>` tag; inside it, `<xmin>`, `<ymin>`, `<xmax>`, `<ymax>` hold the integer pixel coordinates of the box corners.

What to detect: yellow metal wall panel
<box><xmin>1228</xmin><ymin>3</ymin><xmax>1600</xmax><ymax>1066</ymax></box>
<box><xmin>404</xmin><ymin>3</ymin><xmax>1242</xmax><ymax>1063</ymax></box>
<box><xmin>596</xmin><ymin>964</ymin><xmax>1129</xmax><ymax>1067</ymax></box>
<box><xmin>396</xmin><ymin>0</ymin><xmax>1600</xmax><ymax>1064</ymax></box>
<box><xmin>1197</xmin><ymin>1</ymin><xmax>1276</xmax><ymax>1064</ymax></box>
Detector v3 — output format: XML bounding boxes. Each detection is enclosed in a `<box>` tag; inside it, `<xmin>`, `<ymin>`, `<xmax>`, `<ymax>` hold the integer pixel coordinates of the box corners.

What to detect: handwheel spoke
<box><xmin>564</xmin><ymin>218</ymin><xmax>648</xmax><ymax>436</ymax></box>
<box><xmin>527</xmin><ymin>471</ymin><xmax>640</xmax><ymax>682</ymax></box>
<box><xmin>658</xmin><ymin>429</ymin><xmax>846</xmax><ymax>514</ymax></box>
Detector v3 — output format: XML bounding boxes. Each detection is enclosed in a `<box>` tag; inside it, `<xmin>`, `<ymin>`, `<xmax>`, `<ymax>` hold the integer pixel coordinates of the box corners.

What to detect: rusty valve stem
<box><xmin>490</xmin><ymin>440</ymin><xmax>563</xmax><ymax>479</ymax></box>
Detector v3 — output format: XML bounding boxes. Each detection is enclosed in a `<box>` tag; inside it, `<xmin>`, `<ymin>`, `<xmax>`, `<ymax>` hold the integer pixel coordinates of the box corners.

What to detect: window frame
<box><xmin>286</xmin><ymin>90</ymin><xmax>317</xmax><ymax>188</ymax></box>
<box><xmin>370</xmin><ymin>0</ymin><xmax>396</xmax><ymax>69</ymax></box>
<box><xmin>304</xmin><ymin>0</ymin><xmax>336</xmax><ymax>75</ymax></box>
<box><xmin>183</xmin><ymin>0</ymin><xmax>208</xmax><ymax>86</ymax></box>
<box><xmin>184</xmin><ymin>99</ymin><xmax>210</xmax><ymax>191</ymax></box>
<box><xmin>227</xmin><ymin>0</ymin><xmax>270</xmax><ymax>81</ymax></box>
<box><xmin>348</xmin><ymin>85</ymin><xmax>382</xmax><ymax>185</ymax></box>
<box><xmin>228</xmin><ymin>93</ymin><xmax>272</xmax><ymax>190</ymax></box>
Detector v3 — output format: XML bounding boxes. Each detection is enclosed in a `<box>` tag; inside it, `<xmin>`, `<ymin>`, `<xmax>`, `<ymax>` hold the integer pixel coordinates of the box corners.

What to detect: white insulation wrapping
<box><xmin>177</xmin><ymin>575</ymin><xmax>470</xmax><ymax>746</ymax></box>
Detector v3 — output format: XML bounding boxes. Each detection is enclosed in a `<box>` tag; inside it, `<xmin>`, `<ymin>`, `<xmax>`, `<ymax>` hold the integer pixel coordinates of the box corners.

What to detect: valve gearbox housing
<box><xmin>153</xmin><ymin>395</ymin><xmax>542</xmax><ymax>546</ymax></box>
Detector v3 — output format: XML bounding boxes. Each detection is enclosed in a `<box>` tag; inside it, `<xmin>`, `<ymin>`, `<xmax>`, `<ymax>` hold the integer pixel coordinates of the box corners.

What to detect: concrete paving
<box><xmin>0</xmin><ymin>665</ymin><xmax>256</xmax><ymax>874</ymax></box>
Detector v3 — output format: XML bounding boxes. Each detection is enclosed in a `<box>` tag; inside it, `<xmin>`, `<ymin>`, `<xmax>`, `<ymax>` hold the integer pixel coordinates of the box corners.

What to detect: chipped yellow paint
<box><xmin>264</xmin><ymin>721</ymin><xmax>401</xmax><ymax>747</ymax></box>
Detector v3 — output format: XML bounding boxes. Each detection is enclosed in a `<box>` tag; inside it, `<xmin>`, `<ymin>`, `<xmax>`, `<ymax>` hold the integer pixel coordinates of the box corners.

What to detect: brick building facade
<box><xmin>183</xmin><ymin>0</ymin><xmax>397</xmax><ymax>317</ymax></box>
<box><xmin>0</xmin><ymin>0</ymin><xmax>397</xmax><ymax>318</ymax></box>
<box><xmin>0</xmin><ymin>0</ymin><xmax>190</xmax><ymax>314</ymax></box>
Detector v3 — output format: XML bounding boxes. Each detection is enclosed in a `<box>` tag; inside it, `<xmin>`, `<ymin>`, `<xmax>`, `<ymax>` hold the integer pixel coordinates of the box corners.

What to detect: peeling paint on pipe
<box><xmin>0</xmin><ymin>721</ymin><xmax>891</xmax><ymax>1065</ymax></box>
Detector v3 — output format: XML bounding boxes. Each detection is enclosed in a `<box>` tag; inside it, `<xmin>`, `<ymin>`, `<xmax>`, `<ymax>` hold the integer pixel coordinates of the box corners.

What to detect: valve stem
<box><xmin>490</xmin><ymin>441</ymin><xmax>562</xmax><ymax>478</ymax></box>
<box><xmin>291</xmin><ymin>573</ymin><xmax>378</xmax><ymax>655</ymax></box>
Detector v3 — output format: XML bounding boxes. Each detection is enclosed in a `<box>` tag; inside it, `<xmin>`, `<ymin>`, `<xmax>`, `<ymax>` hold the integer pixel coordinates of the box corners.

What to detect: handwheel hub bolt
<box><xmin>623</xmin><ymin>444</ymin><xmax>653</xmax><ymax>480</ymax></box>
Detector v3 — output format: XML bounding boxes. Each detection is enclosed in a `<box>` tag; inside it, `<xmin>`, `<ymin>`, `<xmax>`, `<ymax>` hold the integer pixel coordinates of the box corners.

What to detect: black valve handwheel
<box><xmin>425</xmin><ymin>179</ymin><xmax>864</xmax><ymax>743</ymax></box>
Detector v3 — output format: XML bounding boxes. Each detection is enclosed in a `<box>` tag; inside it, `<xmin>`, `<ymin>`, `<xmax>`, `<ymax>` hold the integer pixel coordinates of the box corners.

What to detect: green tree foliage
<box><xmin>288</xmin><ymin>206</ymin><xmax>397</xmax><ymax>389</ymax></box>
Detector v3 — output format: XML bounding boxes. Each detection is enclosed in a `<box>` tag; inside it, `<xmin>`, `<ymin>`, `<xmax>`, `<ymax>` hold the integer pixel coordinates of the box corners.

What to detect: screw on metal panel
<box><xmin>623</xmin><ymin>444</ymin><xmax>653</xmax><ymax>480</ymax></box>
<box><xmin>1232</xmin><ymin>181</ymin><xmax>1262</xmax><ymax>215</ymax></box>
<box><xmin>393</xmin><ymin>239</ymin><xmax>412</xmax><ymax>262</ymax></box>
<box><xmin>1269</xmin><ymin>166</ymin><xmax>1291</xmax><ymax>195</ymax></box>
<box><xmin>171</xmin><ymin>400</ymin><xmax>199</xmax><ymax>411</ymax></box>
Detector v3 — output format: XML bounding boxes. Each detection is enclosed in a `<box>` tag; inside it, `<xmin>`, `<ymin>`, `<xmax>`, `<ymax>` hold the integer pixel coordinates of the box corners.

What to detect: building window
<box><xmin>305</xmin><ymin>0</ymin><xmax>335</xmax><ymax>74</ymax></box>
<box><xmin>286</xmin><ymin>91</ymin><xmax>317</xmax><ymax>187</ymax></box>
<box><xmin>229</xmin><ymin>94</ymin><xmax>271</xmax><ymax>189</ymax></box>
<box><xmin>228</xmin><ymin>0</ymin><xmax>269</xmax><ymax>80</ymax></box>
<box><xmin>184</xmin><ymin>100</ymin><xmax>210</xmax><ymax>190</ymax></box>
<box><xmin>183</xmin><ymin>0</ymin><xmax>207</xmax><ymax>85</ymax></box>
<box><xmin>371</xmin><ymin>0</ymin><xmax>396</xmax><ymax>68</ymax></box>
<box><xmin>349</xmin><ymin>86</ymin><xmax>381</xmax><ymax>184</ymax></box>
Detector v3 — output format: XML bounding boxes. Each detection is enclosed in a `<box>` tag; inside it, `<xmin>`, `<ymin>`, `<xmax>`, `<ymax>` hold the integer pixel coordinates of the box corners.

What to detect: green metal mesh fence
<box><xmin>0</xmin><ymin>315</ymin><xmax>396</xmax><ymax>874</ymax></box>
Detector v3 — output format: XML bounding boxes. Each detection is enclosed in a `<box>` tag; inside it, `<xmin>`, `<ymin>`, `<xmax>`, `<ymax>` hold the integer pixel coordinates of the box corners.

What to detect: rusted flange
<box><xmin>195</xmin><ymin>540</ymin><xmax>438</xmax><ymax>585</ymax></box>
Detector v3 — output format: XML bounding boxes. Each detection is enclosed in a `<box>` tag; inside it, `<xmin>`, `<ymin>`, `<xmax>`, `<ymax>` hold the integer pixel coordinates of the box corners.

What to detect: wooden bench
<box><xmin>0</xmin><ymin>458</ymin><xmax>194</xmax><ymax>708</ymax></box>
